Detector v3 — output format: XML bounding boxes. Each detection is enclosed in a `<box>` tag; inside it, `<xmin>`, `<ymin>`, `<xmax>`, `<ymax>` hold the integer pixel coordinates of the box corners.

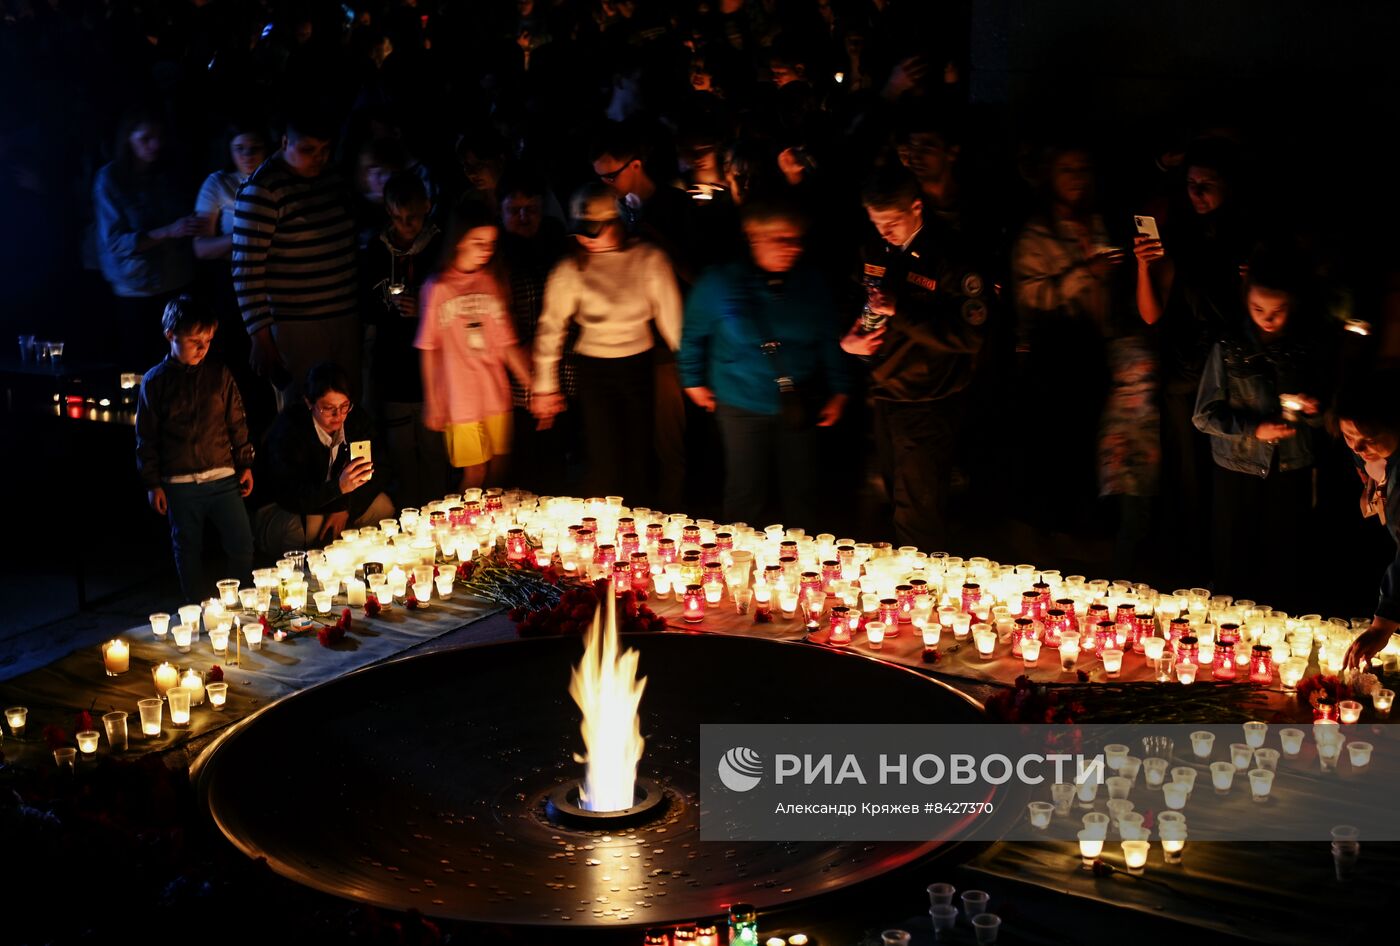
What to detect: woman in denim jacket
<box><xmin>1192</xmin><ymin>254</ymin><xmax>1332</xmax><ymax>608</ymax></box>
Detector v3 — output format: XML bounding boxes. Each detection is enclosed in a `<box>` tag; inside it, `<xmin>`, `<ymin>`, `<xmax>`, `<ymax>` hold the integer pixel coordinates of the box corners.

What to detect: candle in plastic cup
<box><xmin>209</xmin><ymin>625</ymin><xmax>230</xmax><ymax>655</ymax></box>
<box><xmin>1229</xmin><ymin>743</ymin><xmax>1253</xmax><ymax>770</ymax></box>
<box><xmin>314</xmin><ymin>591</ymin><xmax>334</xmax><ymax>613</ymax></box>
<box><xmin>1142</xmin><ymin>756</ymin><xmax>1168</xmax><ymax>788</ymax></box>
<box><xmin>102</xmin><ymin>711</ymin><xmax>128</xmax><ymax>752</ymax></box>
<box><xmin>1253</xmin><ymin>747</ymin><xmax>1280</xmax><ymax>772</ymax></box>
<box><xmin>779</xmin><ymin>590</ymin><xmax>799</xmax><ymax>619</ymax></box>
<box><xmin>880</xmin><ymin>932</ymin><xmax>910</xmax><ymax>946</ymax></box>
<box><xmin>206</xmin><ymin>682</ymin><xmax>228</xmax><ymax>711</ymax></box>
<box><xmin>149</xmin><ymin>612</ymin><xmax>170</xmax><ymax>639</ymax></box>
<box><xmin>1170</xmin><ymin>766</ymin><xmax>1198</xmax><ymax>792</ymax></box>
<box><xmin>1242</xmin><ymin>721</ymin><xmax>1267</xmax><ymax>749</ymax></box>
<box><xmin>1051</xmin><ymin>782</ymin><xmax>1075</xmax><ymax>815</ymax></box>
<box><xmin>168</xmin><ymin>687</ymin><xmax>191</xmax><ymax>726</ymax></box>
<box><xmin>929</xmin><ymin>904</ymin><xmax>958</xmax><ymax>935</ymax></box>
<box><xmin>1314</xmin><ymin>719</ymin><xmax>1343</xmax><ymax>747</ymax></box>
<box><xmin>76</xmin><ymin>730</ymin><xmax>99</xmax><ymax>756</ymax></box>
<box><xmin>179</xmin><ymin>669</ymin><xmax>205</xmax><ymax>705</ymax></box>
<box><xmin>1022</xmin><ymin>638</ymin><xmax>1042</xmax><ymax>666</ymax></box>
<box><xmin>136</xmin><ymin>700</ymin><xmax>162</xmax><ymax>737</ymax></box>
<box><xmin>1209</xmin><ymin>761</ymin><xmax>1236</xmax><ymax>793</ymax></box>
<box><xmin>238</xmin><ymin>588</ymin><xmax>259</xmax><ymax>611</ymax></box>
<box><xmin>1333</xmin><ymin>840</ymin><xmax>1361</xmax><ymax>882</ymax></box>
<box><xmin>973</xmin><ymin>627</ymin><xmax>996</xmax><ymax>657</ymax></box>
<box><xmin>953</xmin><ymin>612</ymin><xmax>972</xmax><ymax>640</ymax></box>
<box><xmin>734</xmin><ymin>588</ymin><xmax>753</xmax><ymax>614</ymax></box>
<box><xmin>1280</xmin><ymin>658</ymin><xmax>1306</xmax><ymax>690</ymax></box>
<box><xmin>217</xmin><ymin>579</ymin><xmax>241</xmax><ymax>607</ymax></box>
<box><xmin>1077</xmin><ymin>829</ymin><xmax>1104</xmax><ymax>865</ymax></box>
<box><xmin>1102</xmin><ymin>648</ymin><xmax>1123</xmax><ymax>677</ymax></box>
<box><xmin>1157</xmin><ymin>810</ymin><xmax>1186</xmax><ymax>830</ymax></box>
<box><xmin>1176</xmin><ymin>660</ymin><xmax>1197</xmax><ymax>684</ymax></box>
<box><xmin>1142</xmin><ymin>636</ymin><xmax>1165</xmax><ymax>661</ymax></box>
<box><xmin>1103</xmin><ymin>744</ymin><xmax>1129</xmax><ymax>770</ymax></box>
<box><xmin>927</xmin><ymin>622</ymin><xmax>946</xmax><ymax>648</ymax></box>
<box><xmin>1248</xmin><ymin>767</ymin><xmax>1274</xmax><ymax>801</ymax></box>
<box><xmin>1338</xmin><ymin>700</ymin><xmax>1362</xmax><ymax>724</ymax></box>
<box><xmin>1190</xmin><ymin>730</ymin><xmax>1215</xmax><ymax>759</ymax></box>
<box><xmin>54</xmin><ymin>747</ymin><xmax>76</xmax><ymax>769</ymax></box>
<box><xmin>1027</xmin><ymin>801</ymin><xmax>1054</xmax><ymax>828</ymax></box>
<box><xmin>172</xmin><ymin>623</ymin><xmax>192</xmax><ymax>653</ymax></box>
<box><xmin>1331</xmin><ymin>824</ymin><xmax>1360</xmax><ymax>843</ymax></box>
<box><xmin>1318</xmin><ymin>737</ymin><xmax>1344</xmax><ymax>771</ymax></box>
<box><xmin>178</xmin><ymin>604</ymin><xmax>202</xmax><ymax>629</ymax></box>
<box><xmin>1080</xmin><ymin>812</ymin><xmax>1109</xmax><ymax>837</ymax></box>
<box><xmin>1160</xmin><ymin>824</ymin><xmax>1187</xmax><ymax>862</ymax></box>
<box><xmin>960</xmin><ymin>890</ymin><xmax>990</xmax><ymax>918</ymax></box>
<box><xmin>243</xmin><ymin>621</ymin><xmax>263</xmax><ymax>650</ymax></box>
<box><xmin>1374</xmin><ymin>689</ymin><xmax>1394</xmax><ymax>718</ymax></box>
<box><xmin>1121</xmin><ymin>839</ymin><xmax>1149</xmax><ymax>873</ymax></box>
<box><xmin>345</xmin><ymin>578</ymin><xmax>366</xmax><ymax>607</ymax></box>
<box><xmin>1106</xmin><ymin>776</ymin><xmax>1131</xmax><ymax>801</ymax></box>
<box><xmin>1347</xmin><ymin>741</ymin><xmax>1374</xmax><ymax>768</ymax></box>
<box><xmin>865</xmin><ymin>621</ymin><xmax>886</xmax><ymax>650</ymax></box>
<box><xmin>1076</xmin><ymin>778</ymin><xmax>1099</xmax><ymax>806</ymax></box>
<box><xmin>1059</xmin><ymin>639</ymin><xmax>1080</xmax><ymax>671</ymax></box>
<box><xmin>971</xmin><ymin>913</ymin><xmax>1001</xmax><ymax>945</ymax></box>
<box><xmin>152</xmin><ymin>662</ymin><xmax>178</xmax><ymax>697</ymax></box>
<box><xmin>926</xmin><ymin>882</ymin><xmax>956</xmax><ymax>907</ymax></box>
<box><xmin>435</xmin><ymin>575</ymin><xmax>454</xmax><ymax>599</ymax></box>
<box><xmin>1279</xmin><ymin>728</ymin><xmax>1305</xmax><ymax>756</ymax></box>
<box><xmin>1162</xmin><ymin>781</ymin><xmax>1189</xmax><ymax>809</ymax></box>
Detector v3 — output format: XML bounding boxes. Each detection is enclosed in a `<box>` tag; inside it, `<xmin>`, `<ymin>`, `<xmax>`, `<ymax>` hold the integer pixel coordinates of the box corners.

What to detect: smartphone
<box><xmin>1134</xmin><ymin>215</ymin><xmax>1161</xmax><ymax>241</ymax></box>
<box><xmin>350</xmin><ymin>441</ymin><xmax>372</xmax><ymax>464</ymax></box>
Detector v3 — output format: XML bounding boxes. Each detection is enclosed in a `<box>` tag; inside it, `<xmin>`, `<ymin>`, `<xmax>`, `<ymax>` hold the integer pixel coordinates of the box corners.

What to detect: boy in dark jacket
<box><xmin>136</xmin><ymin>295</ymin><xmax>255</xmax><ymax>599</ymax></box>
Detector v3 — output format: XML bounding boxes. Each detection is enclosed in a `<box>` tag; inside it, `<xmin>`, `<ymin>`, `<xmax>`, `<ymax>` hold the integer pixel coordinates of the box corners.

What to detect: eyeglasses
<box><xmin>596</xmin><ymin>158</ymin><xmax>634</xmax><ymax>184</ymax></box>
<box><xmin>314</xmin><ymin>401</ymin><xmax>353</xmax><ymax>418</ymax></box>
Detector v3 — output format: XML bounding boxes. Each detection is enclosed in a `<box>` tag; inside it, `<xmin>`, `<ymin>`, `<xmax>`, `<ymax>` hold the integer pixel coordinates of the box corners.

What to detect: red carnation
<box><xmin>340</xmin><ymin>608</ymin><xmax>353</xmax><ymax>630</ymax></box>
<box><xmin>365</xmin><ymin>594</ymin><xmax>382</xmax><ymax>617</ymax></box>
<box><xmin>76</xmin><ymin>710</ymin><xmax>94</xmax><ymax>733</ymax></box>
<box><xmin>207</xmin><ymin>665</ymin><xmax>225</xmax><ymax>683</ymax></box>
<box><xmin>317</xmin><ymin>624</ymin><xmax>346</xmax><ymax>647</ymax></box>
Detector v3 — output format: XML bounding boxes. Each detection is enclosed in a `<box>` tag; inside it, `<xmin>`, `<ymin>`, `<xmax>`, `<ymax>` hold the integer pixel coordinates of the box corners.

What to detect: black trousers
<box><xmin>873</xmin><ymin>397</ymin><xmax>962</xmax><ymax>551</ymax></box>
<box><xmin>1211</xmin><ymin>463</ymin><xmax>1313</xmax><ymax>609</ymax></box>
<box><xmin>573</xmin><ymin>351</ymin><xmax>655</xmax><ymax>503</ymax></box>
<box><xmin>715</xmin><ymin>403</ymin><xmax>819</xmax><ymax>529</ymax></box>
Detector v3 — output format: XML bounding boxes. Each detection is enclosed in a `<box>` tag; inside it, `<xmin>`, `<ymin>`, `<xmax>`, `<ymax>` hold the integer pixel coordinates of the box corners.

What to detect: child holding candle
<box><xmin>418</xmin><ymin>202</ymin><xmax>533</xmax><ymax>492</ymax></box>
<box><xmin>1192</xmin><ymin>250</ymin><xmax>1333</xmax><ymax>608</ymax></box>
<box><xmin>136</xmin><ymin>296</ymin><xmax>255</xmax><ymax>600</ymax></box>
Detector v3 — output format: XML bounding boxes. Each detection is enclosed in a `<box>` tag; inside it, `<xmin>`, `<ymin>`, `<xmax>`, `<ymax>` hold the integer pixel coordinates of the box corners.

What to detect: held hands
<box><xmin>1133</xmin><ymin>234</ymin><xmax>1165</xmax><ymax>266</ymax></box>
<box><xmin>338</xmin><ymin>456</ymin><xmax>373</xmax><ymax>494</ymax></box>
<box><xmin>1344</xmin><ymin>621</ymin><xmax>1397</xmax><ymax>671</ymax></box>
<box><xmin>157</xmin><ymin>214</ymin><xmax>207</xmax><ymax>240</ymax></box>
<box><xmin>684</xmin><ymin>386</ymin><xmax>717</xmax><ymax>412</ymax></box>
<box><xmin>817</xmin><ymin>394</ymin><xmax>847</xmax><ymax>427</ymax></box>
<box><xmin>148</xmin><ymin>487</ymin><xmax>167</xmax><ymax>515</ymax></box>
<box><xmin>1254</xmin><ymin>421</ymin><xmax>1296</xmax><ymax>443</ymax></box>
<box><xmin>531</xmin><ymin>391</ymin><xmax>566</xmax><ymax>430</ymax></box>
<box><xmin>841</xmin><ymin>320</ymin><xmax>886</xmax><ymax>356</ymax></box>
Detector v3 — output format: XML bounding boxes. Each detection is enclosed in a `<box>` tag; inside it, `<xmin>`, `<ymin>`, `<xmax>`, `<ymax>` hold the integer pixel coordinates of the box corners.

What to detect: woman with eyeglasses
<box><xmin>530</xmin><ymin>182</ymin><xmax>683</xmax><ymax>503</ymax></box>
<box><xmin>253</xmin><ymin>362</ymin><xmax>396</xmax><ymax>554</ymax></box>
<box><xmin>1337</xmin><ymin>369</ymin><xmax>1400</xmax><ymax>670</ymax></box>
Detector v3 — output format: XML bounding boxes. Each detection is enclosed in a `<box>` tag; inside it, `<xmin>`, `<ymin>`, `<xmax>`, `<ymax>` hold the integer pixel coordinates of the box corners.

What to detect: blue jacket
<box><xmin>679</xmin><ymin>261</ymin><xmax>851</xmax><ymax>415</ymax></box>
<box><xmin>93</xmin><ymin>163</ymin><xmax>194</xmax><ymax>298</ymax></box>
<box><xmin>1192</xmin><ymin>326</ymin><xmax>1327</xmax><ymax>477</ymax></box>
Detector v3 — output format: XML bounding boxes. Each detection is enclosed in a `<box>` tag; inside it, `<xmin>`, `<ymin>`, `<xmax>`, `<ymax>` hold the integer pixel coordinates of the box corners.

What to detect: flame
<box><xmin>568</xmin><ymin>587</ymin><xmax>647</xmax><ymax>812</ymax></box>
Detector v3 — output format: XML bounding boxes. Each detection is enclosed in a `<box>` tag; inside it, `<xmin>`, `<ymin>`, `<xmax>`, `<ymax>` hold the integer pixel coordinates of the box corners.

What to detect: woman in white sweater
<box><xmin>532</xmin><ymin>183</ymin><xmax>683</xmax><ymax>502</ymax></box>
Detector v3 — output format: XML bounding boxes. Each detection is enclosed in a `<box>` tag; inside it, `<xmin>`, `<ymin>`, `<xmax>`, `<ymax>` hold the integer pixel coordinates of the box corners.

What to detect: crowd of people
<box><xmin>6</xmin><ymin>0</ymin><xmax>1397</xmax><ymax>660</ymax></box>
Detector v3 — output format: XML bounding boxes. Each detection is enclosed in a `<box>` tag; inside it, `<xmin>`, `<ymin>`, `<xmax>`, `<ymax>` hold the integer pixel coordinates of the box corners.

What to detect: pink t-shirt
<box><xmin>415</xmin><ymin>267</ymin><xmax>517</xmax><ymax>424</ymax></box>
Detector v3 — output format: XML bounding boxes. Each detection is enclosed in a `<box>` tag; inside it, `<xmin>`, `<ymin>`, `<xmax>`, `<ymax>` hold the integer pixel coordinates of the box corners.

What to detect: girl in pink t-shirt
<box><xmin>417</xmin><ymin>205</ymin><xmax>532</xmax><ymax>490</ymax></box>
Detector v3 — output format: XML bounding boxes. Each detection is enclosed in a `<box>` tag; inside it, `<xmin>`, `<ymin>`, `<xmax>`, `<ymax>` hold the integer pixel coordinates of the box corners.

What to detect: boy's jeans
<box><xmin>165</xmin><ymin>476</ymin><xmax>254</xmax><ymax>601</ymax></box>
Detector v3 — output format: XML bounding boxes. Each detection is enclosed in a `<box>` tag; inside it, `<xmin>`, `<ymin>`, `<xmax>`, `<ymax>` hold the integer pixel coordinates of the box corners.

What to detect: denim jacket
<box><xmin>1192</xmin><ymin>327</ymin><xmax>1324</xmax><ymax>477</ymax></box>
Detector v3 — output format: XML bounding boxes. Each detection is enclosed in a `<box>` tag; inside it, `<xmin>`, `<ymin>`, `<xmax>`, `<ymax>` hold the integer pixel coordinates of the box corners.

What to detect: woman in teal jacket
<box><xmin>679</xmin><ymin>199</ymin><xmax>850</xmax><ymax>529</ymax></box>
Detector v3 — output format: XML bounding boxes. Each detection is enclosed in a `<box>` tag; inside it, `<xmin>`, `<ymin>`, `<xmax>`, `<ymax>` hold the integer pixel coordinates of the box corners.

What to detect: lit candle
<box><xmin>76</xmin><ymin>730</ymin><xmax>99</xmax><ymax>755</ymax></box>
<box><xmin>1121</xmin><ymin>839</ymin><xmax>1149</xmax><ymax>872</ymax></box>
<box><xmin>168</xmin><ymin>688</ymin><xmax>191</xmax><ymax>726</ymax></box>
<box><xmin>149</xmin><ymin>612</ymin><xmax>170</xmax><ymax>639</ymax></box>
<box><xmin>345</xmin><ymin>577</ymin><xmax>366</xmax><ymax>607</ymax></box>
<box><xmin>1278</xmin><ymin>727</ymin><xmax>1304</xmax><ymax>756</ymax></box>
<box><xmin>974</xmin><ymin>627</ymin><xmax>996</xmax><ymax>658</ymax></box>
<box><xmin>1160</xmin><ymin>825</ymin><xmax>1187</xmax><ymax>862</ymax></box>
<box><xmin>778</xmin><ymin>589</ymin><xmax>799</xmax><ymax>619</ymax></box>
<box><xmin>1022</xmin><ymin>638</ymin><xmax>1042</xmax><ymax>666</ymax></box>
<box><xmin>703</xmin><ymin>580</ymin><xmax>724</xmax><ymax>605</ymax></box>
<box><xmin>1248</xmin><ymin>767</ymin><xmax>1274</xmax><ymax>801</ymax></box>
<box><xmin>1348</xmin><ymin>741</ymin><xmax>1374</xmax><ymax>768</ymax></box>
<box><xmin>696</xmin><ymin>926</ymin><xmax>720</xmax><ymax>946</ymax></box>
<box><xmin>1338</xmin><ymin>700</ymin><xmax>1362</xmax><ymax>724</ymax></box>
<box><xmin>1101</xmin><ymin>648</ymin><xmax>1123</xmax><ymax>678</ymax></box>
<box><xmin>684</xmin><ymin>585</ymin><xmax>706</xmax><ymax>623</ymax></box>
<box><xmin>102</xmin><ymin>639</ymin><xmax>129</xmax><ymax>675</ymax></box>
<box><xmin>866</xmin><ymin>620</ymin><xmax>886</xmax><ymax>650</ymax></box>
<box><xmin>1209</xmin><ymin>761</ymin><xmax>1236</xmax><ymax>793</ymax></box>
<box><xmin>152</xmin><ymin>662</ymin><xmax>179</xmax><ymax>697</ymax></box>
<box><xmin>1177</xmin><ymin>661</ymin><xmax>1197</xmax><ymax>684</ymax></box>
<box><xmin>172</xmin><ymin>623</ymin><xmax>192</xmax><ymax>653</ymax></box>
<box><xmin>1078</xmin><ymin>829</ymin><xmax>1104</xmax><ymax>867</ymax></box>
<box><xmin>1059</xmin><ymin>633</ymin><xmax>1080</xmax><ymax>671</ymax></box>
<box><xmin>1374</xmin><ymin>689</ymin><xmax>1394</xmax><ymax>718</ymax></box>
<box><xmin>179</xmin><ymin>668</ymin><xmax>206</xmax><ymax>705</ymax></box>
<box><xmin>1161</xmin><ymin>781</ymin><xmax>1189</xmax><ymax>810</ymax></box>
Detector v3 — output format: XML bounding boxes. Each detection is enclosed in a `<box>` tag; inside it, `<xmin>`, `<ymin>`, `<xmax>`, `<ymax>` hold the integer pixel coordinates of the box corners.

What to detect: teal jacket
<box><xmin>679</xmin><ymin>261</ymin><xmax>851</xmax><ymax>415</ymax></box>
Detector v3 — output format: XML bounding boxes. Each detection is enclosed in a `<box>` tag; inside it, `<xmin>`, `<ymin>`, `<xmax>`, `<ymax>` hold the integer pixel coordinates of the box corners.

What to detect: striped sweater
<box><xmin>231</xmin><ymin>155</ymin><xmax>358</xmax><ymax>335</ymax></box>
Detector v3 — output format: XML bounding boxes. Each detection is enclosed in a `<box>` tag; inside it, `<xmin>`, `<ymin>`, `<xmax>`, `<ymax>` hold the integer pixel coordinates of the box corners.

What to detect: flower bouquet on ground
<box><xmin>512</xmin><ymin>579</ymin><xmax>666</xmax><ymax>637</ymax></box>
<box><xmin>459</xmin><ymin>546</ymin><xmax>585</xmax><ymax>612</ymax></box>
<box><xmin>985</xmin><ymin>675</ymin><xmax>1273</xmax><ymax>724</ymax></box>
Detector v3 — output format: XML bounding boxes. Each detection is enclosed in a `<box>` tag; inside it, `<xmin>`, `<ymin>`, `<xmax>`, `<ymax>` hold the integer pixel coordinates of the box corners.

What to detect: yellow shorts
<box><xmin>444</xmin><ymin>413</ymin><xmax>513</xmax><ymax>468</ymax></box>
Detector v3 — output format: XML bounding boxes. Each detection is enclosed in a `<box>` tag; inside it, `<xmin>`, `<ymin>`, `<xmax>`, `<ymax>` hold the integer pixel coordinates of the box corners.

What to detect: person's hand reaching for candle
<box><xmin>1254</xmin><ymin>421</ymin><xmax>1295</xmax><ymax>443</ymax></box>
<box><xmin>817</xmin><ymin>393</ymin><xmax>847</xmax><ymax>427</ymax></box>
<box><xmin>841</xmin><ymin>319</ymin><xmax>885</xmax><ymax>356</ymax></box>
<box><xmin>238</xmin><ymin>468</ymin><xmax>254</xmax><ymax>497</ymax></box>
<box><xmin>1344</xmin><ymin>619</ymin><xmax>1398</xmax><ymax>671</ymax></box>
<box><xmin>338</xmin><ymin>456</ymin><xmax>373</xmax><ymax>494</ymax></box>
<box><xmin>684</xmin><ymin>386</ymin><xmax>717</xmax><ymax>411</ymax></box>
<box><xmin>148</xmin><ymin>486</ymin><xmax>167</xmax><ymax>515</ymax></box>
<box><xmin>318</xmin><ymin>510</ymin><xmax>349</xmax><ymax>542</ymax></box>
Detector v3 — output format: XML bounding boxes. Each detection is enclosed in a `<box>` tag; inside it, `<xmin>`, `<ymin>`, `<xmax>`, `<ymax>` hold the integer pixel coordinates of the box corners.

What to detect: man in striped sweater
<box><xmin>232</xmin><ymin>113</ymin><xmax>360</xmax><ymax>404</ymax></box>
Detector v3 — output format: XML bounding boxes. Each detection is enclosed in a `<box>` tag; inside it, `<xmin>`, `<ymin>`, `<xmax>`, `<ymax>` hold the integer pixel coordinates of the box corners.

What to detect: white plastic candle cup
<box><xmin>1106</xmin><ymin>800</ymin><xmax>1134</xmax><ymax>829</ymax></box>
<box><xmin>178</xmin><ymin>604</ymin><xmax>202</xmax><ymax>629</ymax></box>
<box><xmin>971</xmin><ymin>913</ymin><xmax>1001</xmax><ymax>945</ymax></box>
<box><xmin>1331</xmin><ymin>825</ymin><xmax>1360</xmax><ymax>844</ymax></box>
<box><xmin>1253</xmin><ymin>747</ymin><xmax>1280</xmax><ymax>773</ymax></box>
<box><xmin>1118</xmin><ymin>756</ymin><xmax>1142</xmax><ymax>785</ymax></box>
<box><xmin>1229</xmin><ymin>743</ymin><xmax>1253</xmax><ymax>770</ymax></box>
<box><xmin>137</xmin><ymin>698</ymin><xmax>163</xmax><ymax>737</ymax></box>
<box><xmin>1318</xmin><ymin>737</ymin><xmax>1344</xmax><ymax>772</ymax></box>
<box><xmin>960</xmin><ymin>890</ymin><xmax>990</xmax><ymax>918</ymax></box>
<box><xmin>435</xmin><ymin>575</ymin><xmax>454</xmax><ymax>599</ymax></box>
<box><xmin>929</xmin><ymin>904</ymin><xmax>958</xmax><ymax>935</ymax></box>
<box><xmin>209</xmin><ymin>625</ymin><xmax>230</xmax><ymax>655</ymax></box>
<box><xmin>4</xmin><ymin>706</ymin><xmax>27</xmax><ymax>738</ymax></box>
<box><xmin>1209</xmin><ymin>761</ymin><xmax>1236</xmax><ymax>793</ymax></box>
<box><xmin>1118</xmin><ymin>812</ymin><xmax>1146</xmax><ymax>839</ymax></box>
<box><xmin>1338</xmin><ymin>700</ymin><xmax>1362</xmax><ymax>724</ymax></box>
<box><xmin>206</xmin><ymin>682</ymin><xmax>228</xmax><ymax>710</ymax></box>
<box><xmin>865</xmin><ymin>621</ymin><xmax>886</xmax><ymax>649</ymax></box>
<box><xmin>1190</xmin><ymin>731</ymin><xmax>1215</xmax><ymax>759</ymax></box>
<box><xmin>1243</xmin><ymin>721</ymin><xmax>1268</xmax><ymax>749</ymax></box>
<box><xmin>932</xmin><ymin>622</ymin><xmax>952</xmax><ymax>649</ymax></box>
<box><xmin>1027</xmin><ymin>801</ymin><xmax>1054</xmax><ymax>828</ymax></box>
<box><xmin>1077</xmin><ymin>829</ymin><xmax>1104</xmax><ymax>866</ymax></box>
<box><xmin>1103</xmin><ymin>744</ymin><xmax>1130</xmax><ymax>770</ymax></box>
<box><xmin>1142</xmin><ymin>636</ymin><xmax>1165</xmax><ymax>662</ymax></box>
<box><xmin>1162</xmin><ymin>780</ymin><xmax>1190</xmax><ymax>810</ymax></box>
<box><xmin>1248</xmin><ymin>767</ymin><xmax>1274</xmax><ymax>802</ymax></box>
<box><xmin>1142</xmin><ymin>757</ymin><xmax>1168</xmax><ymax>788</ymax></box>
<box><xmin>1059</xmin><ymin>640</ymin><xmax>1080</xmax><ymax>671</ymax></box>
<box><xmin>217</xmin><ymin>579</ymin><xmax>241</xmax><ymax>607</ymax></box>
<box><xmin>149</xmin><ymin>612</ymin><xmax>171</xmax><ymax>639</ymax></box>
<box><xmin>102</xmin><ymin>711</ymin><xmax>128</xmax><ymax>752</ymax></box>
<box><xmin>1106</xmin><ymin>777</ymin><xmax>1132</xmax><ymax>801</ymax></box>
<box><xmin>1102</xmin><ymin>648</ymin><xmax>1123</xmax><ymax>678</ymax></box>
<box><xmin>926</xmin><ymin>882</ymin><xmax>956</xmax><ymax>907</ymax></box>
<box><xmin>1314</xmin><ymin>719</ymin><xmax>1343</xmax><ymax>748</ymax></box>
<box><xmin>1280</xmin><ymin>659</ymin><xmax>1307</xmax><ymax>690</ymax></box>
<box><xmin>1081</xmin><ymin>812</ymin><xmax>1110</xmax><ymax>837</ymax></box>
<box><xmin>76</xmin><ymin>730</ymin><xmax>99</xmax><ymax>756</ymax></box>
<box><xmin>313</xmin><ymin>591</ymin><xmax>334</xmax><ymax>613</ymax></box>
<box><xmin>1157</xmin><ymin>811</ymin><xmax>1187</xmax><ymax>830</ymax></box>
<box><xmin>953</xmin><ymin>612</ymin><xmax>972</xmax><ymax>640</ymax></box>
<box><xmin>1333</xmin><ymin>840</ymin><xmax>1361</xmax><ymax>882</ymax></box>
<box><xmin>172</xmin><ymin>623</ymin><xmax>192</xmax><ymax>653</ymax></box>
<box><xmin>1374</xmin><ymin>689</ymin><xmax>1394</xmax><ymax>718</ymax></box>
<box><xmin>1121</xmin><ymin>839</ymin><xmax>1149</xmax><ymax>873</ymax></box>
<box><xmin>1021</xmin><ymin>638</ymin><xmax>1041</xmax><ymax>666</ymax></box>
<box><xmin>54</xmin><ymin>747</ymin><xmax>76</xmax><ymax>769</ymax></box>
<box><xmin>1076</xmin><ymin>778</ymin><xmax>1100</xmax><ymax>806</ymax></box>
<box><xmin>239</xmin><ymin>588</ymin><xmax>260</xmax><ymax>611</ymax></box>
<box><xmin>242</xmin><ymin>622</ymin><xmax>263</xmax><ymax>651</ymax></box>
<box><xmin>880</xmin><ymin>932</ymin><xmax>911</xmax><ymax>946</ymax></box>
<box><xmin>179</xmin><ymin>669</ymin><xmax>205</xmax><ymax>705</ymax></box>
<box><xmin>1347</xmin><ymin>741</ymin><xmax>1374</xmax><ymax>768</ymax></box>
<box><xmin>734</xmin><ymin>588</ymin><xmax>753</xmax><ymax>614</ymax></box>
<box><xmin>779</xmin><ymin>590</ymin><xmax>799</xmax><ymax>619</ymax></box>
<box><xmin>1176</xmin><ymin>660</ymin><xmax>1197</xmax><ymax>684</ymax></box>
<box><xmin>1170</xmin><ymin>766</ymin><xmax>1198</xmax><ymax>793</ymax></box>
<box><xmin>1051</xmin><ymin>782</ymin><xmax>1076</xmax><ymax>815</ymax></box>
<box><xmin>1160</xmin><ymin>825</ymin><xmax>1187</xmax><ymax>863</ymax></box>
<box><xmin>167</xmin><ymin>687</ymin><xmax>191</xmax><ymax>727</ymax></box>
<box><xmin>1279</xmin><ymin>728</ymin><xmax>1305</xmax><ymax>756</ymax></box>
